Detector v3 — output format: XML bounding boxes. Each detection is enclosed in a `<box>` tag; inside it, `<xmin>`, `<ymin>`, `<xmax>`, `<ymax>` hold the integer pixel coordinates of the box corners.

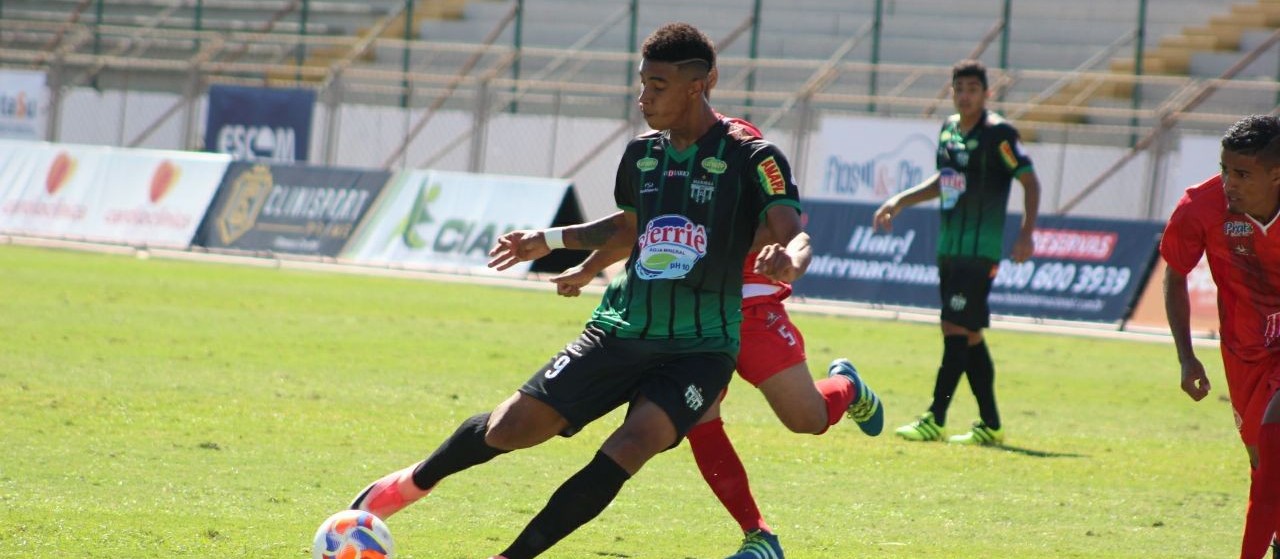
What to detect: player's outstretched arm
<box><xmin>754</xmin><ymin>205</ymin><xmax>810</xmax><ymax>283</ymax></box>
<box><xmin>487</xmin><ymin>211</ymin><xmax>636</xmax><ymax>271</ymax></box>
<box><xmin>874</xmin><ymin>172</ymin><xmax>941</xmax><ymax>232</ymax></box>
<box><xmin>1163</xmin><ymin>265</ymin><xmax>1210</xmax><ymax>401</ymax></box>
<box><xmin>1010</xmin><ymin>172</ymin><xmax>1042</xmax><ymax>263</ymax></box>
<box><xmin>551</xmin><ymin>245</ymin><xmax>630</xmax><ymax>297</ymax></box>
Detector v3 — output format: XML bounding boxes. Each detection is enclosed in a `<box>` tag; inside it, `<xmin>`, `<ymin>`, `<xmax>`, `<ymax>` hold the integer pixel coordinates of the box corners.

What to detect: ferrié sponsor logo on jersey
<box><xmin>1031</xmin><ymin>229</ymin><xmax>1117</xmax><ymax>262</ymax></box>
<box><xmin>635</xmin><ymin>214</ymin><xmax>707</xmax><ymax>280</ymax></box>
<box><xmin>757</xmin><ymin>156</ymin><xmax>787</xmax><ymax>196</ymax></box>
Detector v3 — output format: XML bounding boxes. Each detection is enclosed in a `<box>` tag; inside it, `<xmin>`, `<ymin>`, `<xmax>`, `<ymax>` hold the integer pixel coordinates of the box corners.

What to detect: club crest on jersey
<box><xmin>690</xmin><ymin>179</ymin><xmax>715</xmax><ymax>204</ymax></box>
<box><xmin>757</xmin><ymin>156</ymin><xmax>787</xmax><ymax>196</ymax></box>
<box><xmin>1224</xmin><ymin>221</ymin><xmax>1254</xmax><ymax>237</ymax></box>
<box><xmin>635</xmin><ymin>214</ymin><xmax>707</xmax><ymax>280</ymax></box>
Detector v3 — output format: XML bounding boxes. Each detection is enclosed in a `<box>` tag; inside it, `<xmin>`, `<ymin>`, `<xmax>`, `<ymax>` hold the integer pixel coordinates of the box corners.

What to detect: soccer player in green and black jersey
<box><xmin>873</xmin><ymin>59</ymin><xmax>1041</xmax><ymax>446</ymax></box>
<box><xmin>346</xmin><ymin>23</ymin><xmax>812</xmax><ymax>559</ymax></box>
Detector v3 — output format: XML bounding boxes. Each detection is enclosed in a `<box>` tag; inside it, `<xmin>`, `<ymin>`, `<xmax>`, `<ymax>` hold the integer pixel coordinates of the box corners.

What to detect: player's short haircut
<box><xmin>642</xmin><ymin>22</ymin><xmax>715</xmax><ymax>75</ymax></box>
<box><xmin>1222</xmin><ymin>115</ymin><xmax>1280</xmax><ymax>166</ymax></box>
<box><xmin>952</xmin><ymin>59</ymin><xmax>988</xmax><ymax>89</ymax></box>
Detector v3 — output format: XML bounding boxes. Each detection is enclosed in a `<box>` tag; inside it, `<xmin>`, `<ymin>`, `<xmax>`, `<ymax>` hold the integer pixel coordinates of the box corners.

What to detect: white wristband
<box><xmin>544</xmin><ymin>228</ymin><xmax>566</xmax><ymax>250</ymax></box>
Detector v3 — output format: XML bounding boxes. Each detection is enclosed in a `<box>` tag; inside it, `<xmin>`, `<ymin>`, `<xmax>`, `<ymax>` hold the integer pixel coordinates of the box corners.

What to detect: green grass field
<box><xmin>0</xmin><ymin>244</ymin><xmax>1245</xmax><ymax>558</ymax></box>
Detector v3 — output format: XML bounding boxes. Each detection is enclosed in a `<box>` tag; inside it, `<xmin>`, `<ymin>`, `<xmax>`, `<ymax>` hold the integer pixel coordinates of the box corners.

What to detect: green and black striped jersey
<box><xmin>588</xmin><ymin>119</ymin><xmax>801</xmax><ymax>347</ymax></box>
<box><xmin>935</xmin><ymin>110</ymin><xmax>1034</xmax><ymax>261</ymax></box>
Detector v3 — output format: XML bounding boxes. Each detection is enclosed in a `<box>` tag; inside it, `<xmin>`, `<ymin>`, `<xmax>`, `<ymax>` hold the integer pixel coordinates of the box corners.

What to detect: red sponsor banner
<box><xmin>1032</xmin><ymin>228</ymin><xmax>1118</xmax><ymax>262</ymax></box>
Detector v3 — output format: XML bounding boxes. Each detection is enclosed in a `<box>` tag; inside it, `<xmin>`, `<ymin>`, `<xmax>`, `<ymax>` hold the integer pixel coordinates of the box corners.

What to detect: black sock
<box><xmin>500</xmin><ymin>451</ymin><xmax>631</xmax><ymax>559</ymax></box>
<box><xmin>966</xmin><ymin>341</ymin><xmax>1001</xmax><ymax>430</ymax></box>
<box><xmin>411</xmin><ymin>412</ymin><xmax>508</xmax><ymax>490</ymax></box>
<box><xmin>928</xmin><ymin>335</ymin><xmax>969</xmax><ymax>427</ymax></box>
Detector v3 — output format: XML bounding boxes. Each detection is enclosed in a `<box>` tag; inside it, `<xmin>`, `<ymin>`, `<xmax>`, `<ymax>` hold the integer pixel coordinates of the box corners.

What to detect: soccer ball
<box><xmin>312</xmin><ymin>509</ymin><xmax>396</xmax><ymax>559</ymax></box>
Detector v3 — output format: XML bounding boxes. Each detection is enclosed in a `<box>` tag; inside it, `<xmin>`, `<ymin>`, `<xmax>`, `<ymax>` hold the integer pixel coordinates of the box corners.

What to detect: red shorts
<box><xmin>1222</xmin><ymin>350</ymin><xmax>1280</xmax><ymax>446</ymax></box>
<box><xmin>737</xmin><ymin>298</ymin><xmax>806</xmax><ymax>386</ymax></box>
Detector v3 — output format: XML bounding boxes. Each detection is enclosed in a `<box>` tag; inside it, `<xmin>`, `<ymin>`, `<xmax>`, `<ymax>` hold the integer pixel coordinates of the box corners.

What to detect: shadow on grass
<box><xmin>988</xmin><ymin>443</ymin><xmax>1088</xmax><ymax>458</ymax></box>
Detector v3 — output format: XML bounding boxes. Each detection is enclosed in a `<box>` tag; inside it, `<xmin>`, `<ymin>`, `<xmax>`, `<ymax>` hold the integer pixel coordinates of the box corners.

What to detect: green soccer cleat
<box><xmin>725</xmin><ymin>529</ymin><xmax>784</xmax><ymax>559</ymax></box>
<box><xmin>894</xmin><ymin>412</ymin><xmax>947</xmax><ymax>442</ymax></box>
<box><xmin>827</xmin><ymin>358</ymin><xmax>884</xmax><ymax>436</ymax></box>
<box><xmin>947</xmin><ymin>421</ymin><xmax>1004</xmax><ymax>446</ymax></box>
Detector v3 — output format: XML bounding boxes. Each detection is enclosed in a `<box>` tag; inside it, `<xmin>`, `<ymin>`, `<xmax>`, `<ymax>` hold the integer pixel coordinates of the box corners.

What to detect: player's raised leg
<box><xmin>351</xmin><ymin>393</ymin><xmax>567</xmax><ymax>519</ymax></box>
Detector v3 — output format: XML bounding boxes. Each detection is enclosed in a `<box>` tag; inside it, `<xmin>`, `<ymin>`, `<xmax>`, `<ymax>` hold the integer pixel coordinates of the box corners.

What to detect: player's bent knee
<box><xmin>485</xmin><ymin>393</ymin><xmax>566</xmax><ymax>450</ymax></box>
<box><xmin>601</xmin><ymin>417</ymin><xmax>677</xmax><ymax>473</ymax></box>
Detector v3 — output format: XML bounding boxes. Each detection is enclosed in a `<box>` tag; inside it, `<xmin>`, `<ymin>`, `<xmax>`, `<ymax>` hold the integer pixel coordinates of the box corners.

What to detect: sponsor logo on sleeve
<box><xmin>636</xmin><ymin>157</ymin><xmax>658</xmax><ymax>172</ymax></box>
<box><xmin>634</xmin><ymin>214</ymin><xmax>707</xmax><ymax>280</ymax></box>
<box><xmin>999</xmin><ymin>140</ymin><xmax>1019</xmax><ymax>169</ymax></box>
<box><xmin>757</xmin><ymin>156</ymin><xmax>787</xmax><ymax>196</ymax></box>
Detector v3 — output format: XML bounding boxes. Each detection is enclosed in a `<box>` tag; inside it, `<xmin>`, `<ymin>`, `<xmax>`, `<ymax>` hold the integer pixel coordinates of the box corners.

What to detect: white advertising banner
<box><xmin>0</xmin><ymin>140</ymin><xmax>230</xmax><ymax>247</ymax></box>
<box><xmin>342</xmin><ymin>170</ymin><xmax>572</xmax><ymax>275</ymax></box>
<box><xmin>804</xmin><ymin>115</ymin><xmax>939</xmax><ymax>203</ymax></box>
<box><xmin>0</xmin><ymin>70</ymin><xmax>47</xmax><ymax>140</ymax></box>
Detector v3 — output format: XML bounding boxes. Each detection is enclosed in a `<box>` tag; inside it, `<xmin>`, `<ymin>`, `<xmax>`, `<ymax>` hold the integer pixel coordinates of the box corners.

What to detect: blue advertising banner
<box><xmin>204</xmin><ymin>85</ymin><xmax>315</xmax><ymax>163</ymax></box>
<box><xmin>794</xmin><ymin>201</ymin><xmax>1163</xmax><ymax>323</ymax></box>
<box><xmin>193</xmin><ymin>162</ymin><xmax>389</xmax><ymax>257</ymax></box>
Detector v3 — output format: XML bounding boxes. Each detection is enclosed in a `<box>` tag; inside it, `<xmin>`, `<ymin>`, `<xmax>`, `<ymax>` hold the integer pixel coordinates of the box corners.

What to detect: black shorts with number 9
<box><xmin>938</xmin><ymin>256</ymin><xmax>998</xmax><ymax>331</ymax></box>
<box><xmin>518</xmin><ymin>325</ymin><xmax>735</xmax><ymax>441</ymax></box>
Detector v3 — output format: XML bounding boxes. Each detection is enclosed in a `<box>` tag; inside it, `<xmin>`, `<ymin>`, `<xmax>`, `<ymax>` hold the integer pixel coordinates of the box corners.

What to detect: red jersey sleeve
<box><xmin>1160</xmin><ymin>187</ymin><xmax>1210</xmax><ymax>276</ymax></box>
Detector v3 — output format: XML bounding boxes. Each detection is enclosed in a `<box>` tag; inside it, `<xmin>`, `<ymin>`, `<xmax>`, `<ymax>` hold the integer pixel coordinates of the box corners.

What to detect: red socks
<box><xmin>816</xmin><ymin>376</ymin><xmax>856</xmax><ymax>433</ymax></box>
<box><xmin>1243</xmin><ymin>423</ymin><xmax>1280</xmax><ymax>559</ymax></box>
<box><xmin>687</xmin><ymin>418</ymin><xmax>770</xmax><ymax>534</ymax></box>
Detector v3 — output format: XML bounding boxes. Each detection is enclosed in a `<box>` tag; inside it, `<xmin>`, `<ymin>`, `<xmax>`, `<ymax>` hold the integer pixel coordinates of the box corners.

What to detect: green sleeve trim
<box><xmin>618</xmin><ymin>203</ymin><xmax>636</xmax><ymax>212</ymax></box>
<box><xmin>1013</xmin><ymin>165</ymin><xmax>1034</xmax><ymax>178</ymax></box>
<box><xmin>758</xmin><ymin>198</ymin><xmax>802</xmax><ymax>223</ymax></box>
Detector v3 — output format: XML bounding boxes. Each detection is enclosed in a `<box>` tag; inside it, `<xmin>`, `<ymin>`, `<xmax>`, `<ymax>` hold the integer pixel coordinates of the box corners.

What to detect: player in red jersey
<box><xmin>552</xmin><ymin>110</ymin><xmax>884</xmax><ymax>559</ymax></box>
<box><xmin>1162</xmin><ymin>115</ymin><xmax>1280</xmax><ymax>559</ymax></box>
